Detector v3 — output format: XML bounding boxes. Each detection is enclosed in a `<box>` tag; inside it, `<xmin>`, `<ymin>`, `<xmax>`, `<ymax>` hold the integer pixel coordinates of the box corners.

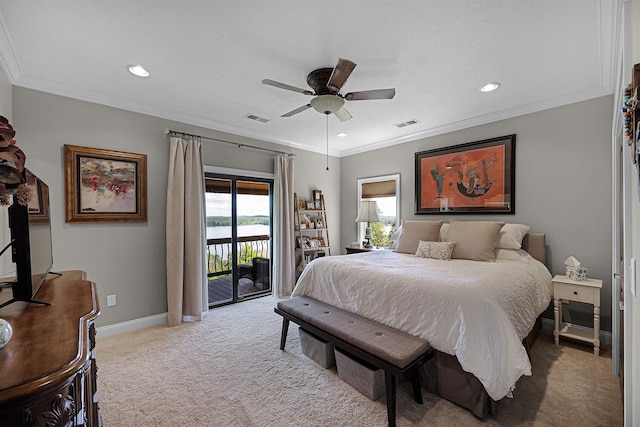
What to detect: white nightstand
<box><xmin>552</xmin><ymin>274</ymin><xmax>602</xmax><ymax>356</ymax></box>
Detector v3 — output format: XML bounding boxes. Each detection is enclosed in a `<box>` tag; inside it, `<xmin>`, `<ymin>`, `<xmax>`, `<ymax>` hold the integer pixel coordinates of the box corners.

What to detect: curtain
<box><xmin>274</xmin><ymin>154</ymin><xmax>296</xmax><ymax>297</ymax></box>
<box><xmin>166</xmin><ymin>136</ymin><xmax>208</xmax><ymax>326</ymax></box>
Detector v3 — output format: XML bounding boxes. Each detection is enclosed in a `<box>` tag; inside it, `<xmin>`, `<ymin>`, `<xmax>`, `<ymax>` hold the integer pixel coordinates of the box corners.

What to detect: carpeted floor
<box><xmin>96</xmin><ymin>296</ymin><xmax>623</xmax><ymax>426</ymax></box>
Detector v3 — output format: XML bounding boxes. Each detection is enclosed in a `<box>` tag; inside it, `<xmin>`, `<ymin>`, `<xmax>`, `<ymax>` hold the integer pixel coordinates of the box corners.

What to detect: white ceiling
<box><xmin>0</xmin><ymin>1</ymin><xmax>618</xmax><ymax>157</ymax></box>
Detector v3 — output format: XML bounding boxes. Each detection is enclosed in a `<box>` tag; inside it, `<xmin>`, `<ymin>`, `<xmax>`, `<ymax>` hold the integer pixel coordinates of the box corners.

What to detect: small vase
<box><xmin>0</xmin><ymin>318</ymin><xmax>13</xmax><ymax>349</ymax></box>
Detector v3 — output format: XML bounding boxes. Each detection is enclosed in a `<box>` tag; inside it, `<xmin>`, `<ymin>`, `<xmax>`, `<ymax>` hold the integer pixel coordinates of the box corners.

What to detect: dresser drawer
<box><xmin>554</xmin><ymin>282</ymin><xmax>596</xmax><ymax>304</ymax></box>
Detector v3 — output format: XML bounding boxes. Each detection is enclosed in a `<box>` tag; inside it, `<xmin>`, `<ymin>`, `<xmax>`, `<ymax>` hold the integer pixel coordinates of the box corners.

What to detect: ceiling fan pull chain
<box><xmin>326</xmin><ymin>113</ymin><xmax>330</xmax><ymax>171</ymax></box>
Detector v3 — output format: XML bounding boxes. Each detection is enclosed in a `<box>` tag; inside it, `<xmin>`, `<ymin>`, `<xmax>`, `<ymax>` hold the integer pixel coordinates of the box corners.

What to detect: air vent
<box><xmin>394</xmin><ymin>119</ymin><xmax>420</xmax><ymax>129</ymax></box>
<box><xmin>244</xmin><ymin>114</ymin><xmax>269</xmax><ymax>123</ymax></box>
<box><xmin>393</xmin><ymin>119</ymin><xmax>420</xmax><ymax>128</ymax></box>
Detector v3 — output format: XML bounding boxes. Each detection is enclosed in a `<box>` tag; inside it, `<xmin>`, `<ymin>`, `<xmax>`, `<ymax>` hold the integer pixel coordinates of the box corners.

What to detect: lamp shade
<box><xmin>355</xmin><ymin>200</ymin><xmax>382</xmax><ymax>223</ymax></box>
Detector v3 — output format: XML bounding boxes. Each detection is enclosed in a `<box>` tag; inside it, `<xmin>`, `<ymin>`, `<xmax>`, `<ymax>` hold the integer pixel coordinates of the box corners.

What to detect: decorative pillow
<box><xmin>446</xmin><ymin>220</ymin><xmax>505</xmax><ymax>261</ymax></box>
<box><xmin>395</xmin><ymin>220</ymin><xmax>443</xmax><ymax>254</ymax></box>
<box><xmin>496</xmin><ymin>223</ymin><xmax>530</xmax><ymax>249</ymax></box>
<box><xmin>415</xmin><ymin>241</ymin><xmax>456</xmax><ymax>260</ymax></box>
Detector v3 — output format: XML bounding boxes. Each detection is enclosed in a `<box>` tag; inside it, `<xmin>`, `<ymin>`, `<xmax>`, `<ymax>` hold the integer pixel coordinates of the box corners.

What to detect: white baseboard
<box><xmin>541</xmin><ymin>317</ymin><xmax>612</xmax><ymax>345</ymax></box>
<box><xmin>96</xmin><ymin>312</ymin><xmax>168</xmax><ymax>339</ymax></box>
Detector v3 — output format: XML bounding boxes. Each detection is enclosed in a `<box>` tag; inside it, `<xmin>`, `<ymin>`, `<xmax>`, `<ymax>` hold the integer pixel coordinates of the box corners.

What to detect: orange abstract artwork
<box><xmin>416</xmin><ymin>135</ymin><xmax>514</xmax><ymax>214</ymax></box>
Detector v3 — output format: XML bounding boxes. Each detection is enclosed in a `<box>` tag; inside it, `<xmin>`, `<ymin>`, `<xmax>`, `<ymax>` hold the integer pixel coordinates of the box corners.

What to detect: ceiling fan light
<box><xmin>310</xmin><ymin>95</ymin><xmax>345</xmax><ymax>114</ymax></box>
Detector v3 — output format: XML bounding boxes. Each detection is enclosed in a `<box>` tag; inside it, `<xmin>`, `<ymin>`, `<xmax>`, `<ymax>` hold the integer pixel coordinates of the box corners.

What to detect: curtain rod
<box><xmin>164</xmin><ymin>128</ymin><xmax>297</xmax><ymax>157</ymax></box>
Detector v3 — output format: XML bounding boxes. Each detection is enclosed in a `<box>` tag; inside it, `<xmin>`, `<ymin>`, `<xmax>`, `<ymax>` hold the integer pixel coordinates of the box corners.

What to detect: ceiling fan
<box><xmin>262</xmin><ymin>58</ymin><xmax>396</xmax><ymax>122</ymax></box>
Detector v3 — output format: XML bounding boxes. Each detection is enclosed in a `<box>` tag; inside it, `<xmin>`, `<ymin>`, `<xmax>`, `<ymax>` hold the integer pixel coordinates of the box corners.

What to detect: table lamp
<box><xmin>355</xmin><ymin>200</ymin><xmax>381</xmax><ymax>248</ymax></box>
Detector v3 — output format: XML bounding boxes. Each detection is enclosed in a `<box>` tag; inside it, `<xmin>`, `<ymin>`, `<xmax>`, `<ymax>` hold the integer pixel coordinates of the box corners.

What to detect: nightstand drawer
<box><xmin>554</xmin><ymin>283</ymin><xmax>596</xmax><ymax>304</ymax></box>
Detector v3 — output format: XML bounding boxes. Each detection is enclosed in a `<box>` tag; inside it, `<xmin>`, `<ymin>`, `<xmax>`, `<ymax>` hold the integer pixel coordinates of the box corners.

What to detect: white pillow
<box><xmin>415</xmin><ymin>241</ymin><xmax>456</xmax><ymax>260</ymax></box>
<box><xmin>495</xmin><ymin>248</ymin><xmax>531</xmax><ymax>260</ymax></box>
<box><xmin>439</xmin><ymin>223</ymin><xmax>449</xmax><ymax>241</ymax></box>
<box><xmin>496</xmin><ymin>223</ymin><xmax>530</xmax><ymax>249</ymax></box>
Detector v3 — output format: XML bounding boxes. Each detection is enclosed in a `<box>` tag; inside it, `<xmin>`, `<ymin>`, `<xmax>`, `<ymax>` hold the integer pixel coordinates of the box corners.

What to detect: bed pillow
<box><xmin>439</xmin><ymin>222</ymin><xmax>449</xmax><ymax>241</ymax></box>
<box><xmin>496</xmin><ymin>223</ymin><xmax>530</xmax><ymax>249</ymax></box>
<box><xmin>495</xmin><ymin>248</ymin><xmax>530</xmax><ymax>260</ymax></box>
<box><xmin>395</xmin><ymin>220</ymin><xmax>443</xmax><ymax>254</ymax></box>
<box><xmin>415</xmin><ymin>240</ymin><xmax>456</xmax><ymax>260</ymax></box>
<box><xmin>446</xmin><ymin>220</ymin><xmax>505</xmax><ymax>261</ymax></box>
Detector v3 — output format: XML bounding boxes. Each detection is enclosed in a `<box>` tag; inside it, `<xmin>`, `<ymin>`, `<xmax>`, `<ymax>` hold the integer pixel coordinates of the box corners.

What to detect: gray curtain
<box><xmin>166</xmin><ymin>136</ymin><xmax>208</xmax><ymax>326</ymax></box>
<box><xmin>274</xmin><ymin>154</ymin><xmax>296</xmax><ymax>297</ymax></box>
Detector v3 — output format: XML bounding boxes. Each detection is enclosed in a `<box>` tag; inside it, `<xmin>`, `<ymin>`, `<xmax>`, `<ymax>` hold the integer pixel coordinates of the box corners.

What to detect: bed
<box><xmin>290</xmin><ymin>220</ymin><xmax>553</xmax><ymax>418</ymax></box>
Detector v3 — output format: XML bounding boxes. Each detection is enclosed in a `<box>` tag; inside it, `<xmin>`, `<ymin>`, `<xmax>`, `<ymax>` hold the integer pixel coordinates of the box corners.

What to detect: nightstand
<box><xmin>552</xmin><ymin>274</ymin><xmax>602</xmax><ymax>356</ymax></box>
<box><xmin>345</xmin><ymin>245</ymin><xmax>378</xmax><ymax>254</ymax></box>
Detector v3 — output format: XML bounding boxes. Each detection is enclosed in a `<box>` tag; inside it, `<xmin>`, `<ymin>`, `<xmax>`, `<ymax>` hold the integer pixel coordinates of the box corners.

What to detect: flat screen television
<box><xmin>0</xmin><ymin>170</ymin><xmax>54</xmax><ymax>309</ymax></box>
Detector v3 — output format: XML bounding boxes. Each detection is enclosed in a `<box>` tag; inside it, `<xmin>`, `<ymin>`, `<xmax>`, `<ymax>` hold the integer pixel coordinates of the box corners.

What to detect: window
<box><xmin>357</xmin><ymin>174</ymin><xmax>400</xmax><ymax>248</ymax></box>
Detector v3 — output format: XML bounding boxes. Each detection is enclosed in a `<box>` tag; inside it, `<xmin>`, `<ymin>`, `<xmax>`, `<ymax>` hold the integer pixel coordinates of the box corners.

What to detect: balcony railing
<box><xmin>206</xmin><ymin>234</ymin><xmax>270</xmax><ymax>278</ymax></box>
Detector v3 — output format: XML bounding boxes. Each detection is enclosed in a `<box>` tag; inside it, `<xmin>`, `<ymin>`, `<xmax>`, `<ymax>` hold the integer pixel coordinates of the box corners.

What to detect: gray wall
<box><xmin>10</xmin><ymin>87</ymin><xmax>341</xmax><ymax>327</ymax></box>
<box><xmin>7</xmin><ymin>84</ymin><xmax>614</xmax><ymax>333</ymax></box>
<box><xmin>341</xmin><ymin>95</ymin><xmax>614</xmax><ymax>332</ymax></box>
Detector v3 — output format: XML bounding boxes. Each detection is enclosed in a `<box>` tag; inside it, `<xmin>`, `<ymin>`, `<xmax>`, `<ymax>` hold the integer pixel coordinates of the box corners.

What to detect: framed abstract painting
<box><xmin>64</xmin><ymin>144</ymin><xmax>147</xmax><ymax>222</ymax></box>
<box><xmin>415</xmin><ymin>135</ymin><xmax>515</xmax><ymax>214</ymax></box>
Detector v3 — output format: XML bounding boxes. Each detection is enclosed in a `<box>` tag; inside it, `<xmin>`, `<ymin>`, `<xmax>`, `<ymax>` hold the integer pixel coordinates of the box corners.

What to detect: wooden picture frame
<box><xmin>415</xmin><ymin>135</ymin><xmax>515</xmax><ymax>214</ymax></box>
<box><xmin>296</xmin><ymin>197</ymin><xmax>306</xmax><ymax>210</ymax></box>
<box><xmin>313</xmin><ymin>189</ymin><xmax>322</xmax><ymax>200</ymax></box>
<box><xmin>310</xmin><ymin>236</ymin><xmax>325</xmax><ymax>247</ymax></box>
<box><xmin>306</xmin><ymin>201</ymin><xmax>315</xmax><ymax>210</ymax></box>
<box><xmin>64</xmin><ymin>144</ymin><xmax>148</xmax><ymax>222</ymax></box>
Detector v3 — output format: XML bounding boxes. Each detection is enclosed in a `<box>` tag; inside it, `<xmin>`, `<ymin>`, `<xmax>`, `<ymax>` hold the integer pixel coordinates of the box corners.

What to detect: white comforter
<box><xmin>290</xmin><ymin>249</ymin><xmax>552</xmax><ymax>400</ymax></box>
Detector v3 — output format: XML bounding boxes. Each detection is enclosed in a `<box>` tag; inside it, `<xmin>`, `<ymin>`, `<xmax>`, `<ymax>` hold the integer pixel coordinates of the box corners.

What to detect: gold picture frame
<box><xmin>64</xmin><ymin>144</ymin><xmax>147</xmax><ymax>222</ymax></box>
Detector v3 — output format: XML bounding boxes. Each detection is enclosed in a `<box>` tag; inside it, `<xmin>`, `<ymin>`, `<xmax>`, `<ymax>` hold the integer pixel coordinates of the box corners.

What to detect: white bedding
<box><xmin>290</xmin><ymin>249</ymin><xmax>552</xmax><ymax>400</ymax></box>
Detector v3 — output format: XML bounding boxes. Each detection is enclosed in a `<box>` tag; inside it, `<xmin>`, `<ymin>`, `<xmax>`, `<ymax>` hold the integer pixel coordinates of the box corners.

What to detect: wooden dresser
<box><xmin>0</xmin><ymin>271</ymin><xmax>101</xmax><ymax>426</ymax></box>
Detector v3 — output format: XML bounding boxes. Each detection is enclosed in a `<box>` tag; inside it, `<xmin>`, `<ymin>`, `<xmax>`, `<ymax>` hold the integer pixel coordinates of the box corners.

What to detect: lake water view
<box><xmin>207</xmin><ymin>224</ymin><xmax>270</xmax><ymax>239</ymax></box>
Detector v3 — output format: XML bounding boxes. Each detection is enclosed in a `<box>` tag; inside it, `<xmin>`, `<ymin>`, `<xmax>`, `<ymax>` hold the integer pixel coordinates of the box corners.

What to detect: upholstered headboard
<box><xmin>522</xmin><ymin>233</ymin><xmax>546</xmax><ymax>265</ymax></box>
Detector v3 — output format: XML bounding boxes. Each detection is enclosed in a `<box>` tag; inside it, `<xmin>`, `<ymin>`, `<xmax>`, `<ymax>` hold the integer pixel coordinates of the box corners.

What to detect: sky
<box><xmin>206</xmin><ymin>194</ymin><xmax>269</xmax><ymax>217</ymax></box>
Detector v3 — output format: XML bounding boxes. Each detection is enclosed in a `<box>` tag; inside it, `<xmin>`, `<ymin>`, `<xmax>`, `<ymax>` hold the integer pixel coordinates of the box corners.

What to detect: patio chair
<box><xmin>252</xmin><ymin>257</ymin><xmax>270</xmax><ymax>290</ymax></box>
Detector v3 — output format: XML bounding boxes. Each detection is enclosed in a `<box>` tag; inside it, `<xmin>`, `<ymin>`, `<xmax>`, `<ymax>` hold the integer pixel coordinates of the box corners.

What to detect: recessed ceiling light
<box><xmin>127</xmin><ymin>65</ymin><xmax>150</xmax><ymax>77</ymax></box>
<box><xmin>480</xmin><ymin>82</ymin><xmax>500</xmax><ymax>92</ymax></box>
<box><xmin>336</xmin><ymin>132</ymin><xmax>347</xmax><ymax>137</ymax></box>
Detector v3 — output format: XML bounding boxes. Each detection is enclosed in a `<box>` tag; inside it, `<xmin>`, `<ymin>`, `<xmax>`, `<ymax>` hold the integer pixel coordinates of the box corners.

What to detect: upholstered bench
<box><xmin>275</xmin><ymin>296</ymin><xmax>432</xmax><ymax>427</ymax></box>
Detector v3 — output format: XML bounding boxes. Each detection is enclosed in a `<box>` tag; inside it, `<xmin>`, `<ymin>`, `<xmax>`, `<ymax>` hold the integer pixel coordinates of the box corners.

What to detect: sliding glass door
<box><xmin>205</xmin><ymin>173</ymin><xmax>273</xmax><ymax>307</ymax></box>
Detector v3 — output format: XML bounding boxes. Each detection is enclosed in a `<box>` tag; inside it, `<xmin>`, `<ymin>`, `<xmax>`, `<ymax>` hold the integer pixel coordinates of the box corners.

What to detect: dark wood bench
<box><xmin>275</xmin><ymin>296</ymin><xmax>433</xmax><ymax>427</ymax></box>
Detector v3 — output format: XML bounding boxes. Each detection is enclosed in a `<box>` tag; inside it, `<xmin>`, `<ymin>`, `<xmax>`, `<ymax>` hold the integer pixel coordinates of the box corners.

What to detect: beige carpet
<box><xmin>96</xmin><ymin>296</ymin><xmax>623</xmax><ymax>426</ymax></box>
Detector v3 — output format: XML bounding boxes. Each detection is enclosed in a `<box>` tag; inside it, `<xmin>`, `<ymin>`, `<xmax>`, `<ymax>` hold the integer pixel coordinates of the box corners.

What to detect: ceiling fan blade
<box><xmin>282</xmin><ymin>104</ymin><xmax>312</xmax><ymax>117</ymax></box>
<box><xmin>262</xmin><ymin>79</ymin><xmax>314</xmax><ymax>95</ymax></box>
<box><xmin>334</xmin><ymin>106</ymin><xmax>352</xmax><ymax>122</ymax></box>
<box><xmin>345</xmin><ymin>88</ymin><xmax>396</xmax><ymax>101</ymax></box>
<box><xmin>327</xmin><ymin>58</ymin><xmax>356</xmax><ymax>93</ymax></box>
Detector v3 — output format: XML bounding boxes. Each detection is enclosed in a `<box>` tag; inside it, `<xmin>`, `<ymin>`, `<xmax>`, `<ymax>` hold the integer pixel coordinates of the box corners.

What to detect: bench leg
<box><xmin>385</xmin><ymin>371</ymin><xmax>396</xmax><ymax>427</ymax></box>
<box><xmin>279</xmin><ymin>318</ymin><xmax>290</xmax><ymax>350</ymax></box>
<box><xmin>410</xmin><ymin>368</ymin><xmax>423</xmax><ymax>404</ymax></box>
